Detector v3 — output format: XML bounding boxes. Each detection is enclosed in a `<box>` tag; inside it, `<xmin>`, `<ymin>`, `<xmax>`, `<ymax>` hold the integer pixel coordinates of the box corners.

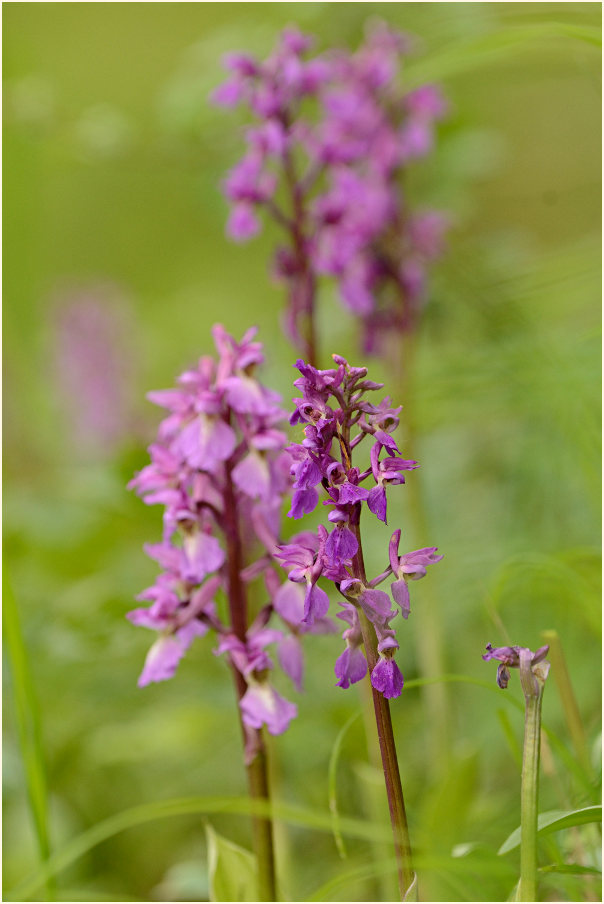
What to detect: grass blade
<box><xmin>327</xmin><ymin>711</ymin><xmax>360</xmax><ymax>859</ymax></box>
<box><xmin>7</xmin><ymin>795</ymin><xmax>396</xmax><ymax>901</ymax></box>
<box><xmin>406</xmin><ymin>22</ymin><xmax>601</xmax><ymax>85</ymax></box>
<box><xmin>498</xmin><ymin>806</ymin><xmax>603</xmax><ymax>855</ymax></box>
<box><xmin>3</xmin><ymin>566</ymin><xmax>53</xmax><ymax>899</ymax></box>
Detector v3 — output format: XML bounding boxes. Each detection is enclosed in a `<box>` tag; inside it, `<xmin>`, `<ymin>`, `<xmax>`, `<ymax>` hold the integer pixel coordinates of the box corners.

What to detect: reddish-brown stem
<box><xmin>349</xmin><ymin>508</ymin><xmax>415</xmax><ymax>900</ymax></box>
<box><xmin>337</xmin><ymin>415</ymin><xmax>414</xmax><ymax>898</ymax></box>
<box><xmin>223</xmin><ymin>458</ymin><xmax>277</xmax><ymax>901</ymax></box>
<box><xmin>281</xmin><ymin>147</ymin><xmax>318</xmax><ymax>367</ymax></box>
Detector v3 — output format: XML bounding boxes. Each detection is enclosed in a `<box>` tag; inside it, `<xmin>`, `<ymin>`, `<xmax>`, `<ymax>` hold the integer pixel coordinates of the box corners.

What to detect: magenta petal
<box><xmin>294</xmin><ymin>456</ymin><xmax>323</xmax><ymax>489</ymax></box>
<box><xmin>138</xmin><ymin>635</ymin><xmax>186</xmax><ymax>687</ymax></box>
<box><xmin>240</xmin><ymin>683</ymin><xmax>298</xmax><ymax>735</ymax></box>
<box><xmin>401</xmin><ymin>546</ymin><xmax>444</xmax><ymax>568</ymax></box>
<box><xmin>127</xmin><ymin>607</ymin><xmax>168</xmax><ymax>631</ymax></box>
<box><xmin>144</xmin><ymin>542</ymin><xmax>182</xmax><ymax>572</ymax></box>
<box><xmin>325</xmin><ymin>526</ymin><xmax>358</xmax><ymax>564</ymax></box>
<box><xmin>176</xmin><ymin>619</ymin><xmax>208</xmax><ymax>645</ymax></box>
<box><xmin>335</xmin><ymin>645</ymin><xmax>367</xmax><ymax>688</ymax></box>
<box><xmin>273</xmin><ymin>582</ymin><xmax>305</xmax><ymax>624</ymax></box>
<box><xmin>389</xmin><ymin>529</ymin><xmax>401</xmax><ymax>572</ymax></box>
<box><xmin>227</xmin><ymin>202</ymin><xmax>260</xmax><ymax>241</ymax></box>
<box><xmin>371</xmin><ymin>658</ymin><xmax>404</xmax><ymax>699</ymax></box>
<box><xmin>358</xmin><ymin>587</ymin><xmax>393</xmax><ymax>621</ymax></box>
<box><xmin>175</xmin><ymin>415</ymin><xmax>236</xmax><ymax>471</ymax></box>
<box><xmin>391</xmin><ymin>579</ymin><xmax>410</xmax><ymax>618</ymax></box>
<box><xmin>288</xmin><ymin>487</ymin><xmax>319</xmax><ymax>519</ymax></box>
<box><xmin>337</xmin><ymin>482</ymin><xmax>370</xmax><ymax>504</ymax></box>
<box><xmin>212</xmin><ymin>78</ymin><xmax>243</xmax><ymax>108</ymax></box>
<box><xmin>367</xmin><ymin>485</ymin><xmax>387</xmax><ymax>522</ymax></box>
<box><xmin>278</xmin><ymin>634</ymin><xmax>304</xmax><ymax>692</ymax></box>
<box><xmin>182</xmin><ymin>532</ymin><xmax>225</xmax><ymax>584</ymax></box>
<box><xmin>222</xmin><ymin>375</ymin><xmax>278</xmax><ymax>416</ymax></box>
<box><xmin>303</xmin><ymin>582</ymin><xmax>330</xmax><ymax>625</ymax></box>
<box><xmin>232</xmin><ymin>451</ymin><xmax>271</xmax><ymax>500</ymax></box>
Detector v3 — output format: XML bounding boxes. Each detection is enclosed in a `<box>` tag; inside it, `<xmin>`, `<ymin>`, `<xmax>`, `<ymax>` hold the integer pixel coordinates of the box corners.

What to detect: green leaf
<box><xmin>307</xmin><ymin>856</ymin><xmax>399</xmax><ymax>902</ymax></box>
<box><xmin>205</xmin><ymin>823</ymin><xmax>257</xmax><ymax>902</ymax></box>
<box><xmin>539</xmin><ymin>863</ymin><xmax>602</xmax><ymax>877</ymax></box>
<box><xmin>327</xmin><ymin>712</ymin><xmax>360</xmax><ymax>859</ymax></box>
<box><xmin>7</xmin><ymin>794</ymin><xmax>394</xmax><ymax>901</ymax></box>
<box><xmin>405</xmin><ymin>22</ymin><xmax>601</xmax><ymax>85</ymax></box>
<box><xmin>309</xmin><ymin>849</ymin><xmax>516</xmax><ymax>901</ymax></box>
<box><xmin>498</xmin><ymin>806</ymin><xmax>602</xmax><ymax>855</ymax></box>
<box><xmin>497</xmin><ymin>708</ymin><xmax>523</xmax><ymax>771</ymax></box>
<box><xmin>3</xmin><ymin>566</ymin><xmax>53</xmax><ymax>897</ymax></box>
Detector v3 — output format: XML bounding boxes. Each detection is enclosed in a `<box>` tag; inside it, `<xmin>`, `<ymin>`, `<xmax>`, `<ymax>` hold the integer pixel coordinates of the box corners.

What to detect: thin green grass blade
<box><xmin>46</xmin><ymin>889</ymin><xmax>140</xmax><ymax>902</ymax></box>
<box><xmin>327</xmin><ymin>711</ymin><xmax>360</xmax><ymax>859</ymax></box>
<box><xmin>308</xmin><ymin>849</ymin><xmax>516</xmax><ymax>902</ymax></box>
<box><xmin>539</xmin><ymin>864</ymin><xmax>602</xmax><ymax>877</ymax></box>
<box><xmin>406</xmin><ymin>22</ymin><xmax>601</xmax><ymax>85</ymax></box>
<box><xmin>9</xmin><ymin>676</ymin><xmax>596</xmax><ymax>901</ymax></box>
<box><xmin>498</xmin><ymin>806</ymin><xmax>602</xmax><ymax>855</ymax></box>
<box><xmin>7</xmin><ymin>795</ymin><xmax>394</xmax><ymax>901</ymax></box>
<box><xmin>307</xmin><ymin>856</ymin><xmax>399</xmax><ymax>902</ymax></box>
<box><xmin>497</xmin><ymin>708</ymin><xmax>523</xmax><ymax>770</ymax></box>
<box><xmin>3</xmin><ymin>566</ymin><xmax>53</xmax><ymax>899</ymax></box>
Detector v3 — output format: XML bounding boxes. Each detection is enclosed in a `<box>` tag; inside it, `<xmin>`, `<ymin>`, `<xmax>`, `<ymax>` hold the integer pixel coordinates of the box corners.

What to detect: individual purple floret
<box><xmin>483</xmin><ymin>643</ymin><xmax>550</xmax><ymax>696</ymax></box>
<box><xmin>278</xmin><ymin>355</ymin><xmax>442</xmax><ymax>699</ymax></box>
<box><xmin>129</xmin><ymin>326</ymin><xmax>334</xmax><ymax>743</ymax></box>
<box><xmin>213</xmin><ymin>21</ymin><xmax>448</xmax><ymax>363</ymax></box>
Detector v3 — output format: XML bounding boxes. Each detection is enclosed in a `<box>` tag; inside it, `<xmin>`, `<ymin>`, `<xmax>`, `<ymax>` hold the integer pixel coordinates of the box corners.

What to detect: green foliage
<box><xmin>3</xmin><ymin>570</ymin><xmax>53</xmax><ymax>898</ymax></box>
<box><xmin>327</xmin><ymin>712</ymin><xmax>361</xmax><ymax>860</ymax></box>
<box><xmin>3</xmin><ymin>1</ymin><xmax>601</xmax><ymax>901</ymax></box>
<box><xmin>205</xmin><ymin>824</ymin><xmax>257</xmax><ymax>903</ymax></box>
<box><xmin>498</xmin><ymin>806</ymin><xmax>603</xmax><ymax>855</ymax></box>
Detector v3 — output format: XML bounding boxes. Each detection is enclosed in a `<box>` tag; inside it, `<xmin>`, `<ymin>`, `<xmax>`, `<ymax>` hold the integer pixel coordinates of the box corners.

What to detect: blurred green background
<box><xmin>3</xmin><ymin>3</ymin><xmax>601</xmax><ymax>902</ymax></box>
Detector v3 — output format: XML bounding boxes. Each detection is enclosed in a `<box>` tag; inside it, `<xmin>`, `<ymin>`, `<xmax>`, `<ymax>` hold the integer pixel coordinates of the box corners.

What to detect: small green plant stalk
<box><xmin>518</xmin><ymin>649</ymin><xmax>549</xmax><ymax>901</ymax></box>
<box><xmin>483</xmin><ymin>642</ymin><xmax>551</xmax><ymax>902</ymax></box>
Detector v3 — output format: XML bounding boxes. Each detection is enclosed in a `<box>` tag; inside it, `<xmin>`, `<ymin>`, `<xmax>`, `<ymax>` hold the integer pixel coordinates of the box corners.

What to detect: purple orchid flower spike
<box><xmin>129</xmin><ymin>326</ymin><xmax>323</xmax><ymax>900</ymax></box>
<box><xmin>214</xmin><ymin>22</ymin><xmax>448</xmax><ymax>364</ymax></box>
<box><xmin>278</xmin><ymin>354</ymin><xmax>442</xmax><ymax>703</ymax></box>
<box><xmin>278</xmin><ymin>352</ymin><xmax>439</xmax><ymax>898</ymax></box>
<box><xmin>129</xmin><ymin>326</ymin><xmax>304</xmax><ymax>701</ymax></box>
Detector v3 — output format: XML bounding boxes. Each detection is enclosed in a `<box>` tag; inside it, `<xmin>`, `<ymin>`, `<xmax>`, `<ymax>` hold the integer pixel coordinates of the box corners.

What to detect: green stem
<box><xmin>519</xmin><ymin>660</ymin><xmax>544</xmax><ymax>902</ymax></box>
<box><xmin>223</xmin><ymin>460</ymin><xmax>277</xmax><ymax>902</ymax></box>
